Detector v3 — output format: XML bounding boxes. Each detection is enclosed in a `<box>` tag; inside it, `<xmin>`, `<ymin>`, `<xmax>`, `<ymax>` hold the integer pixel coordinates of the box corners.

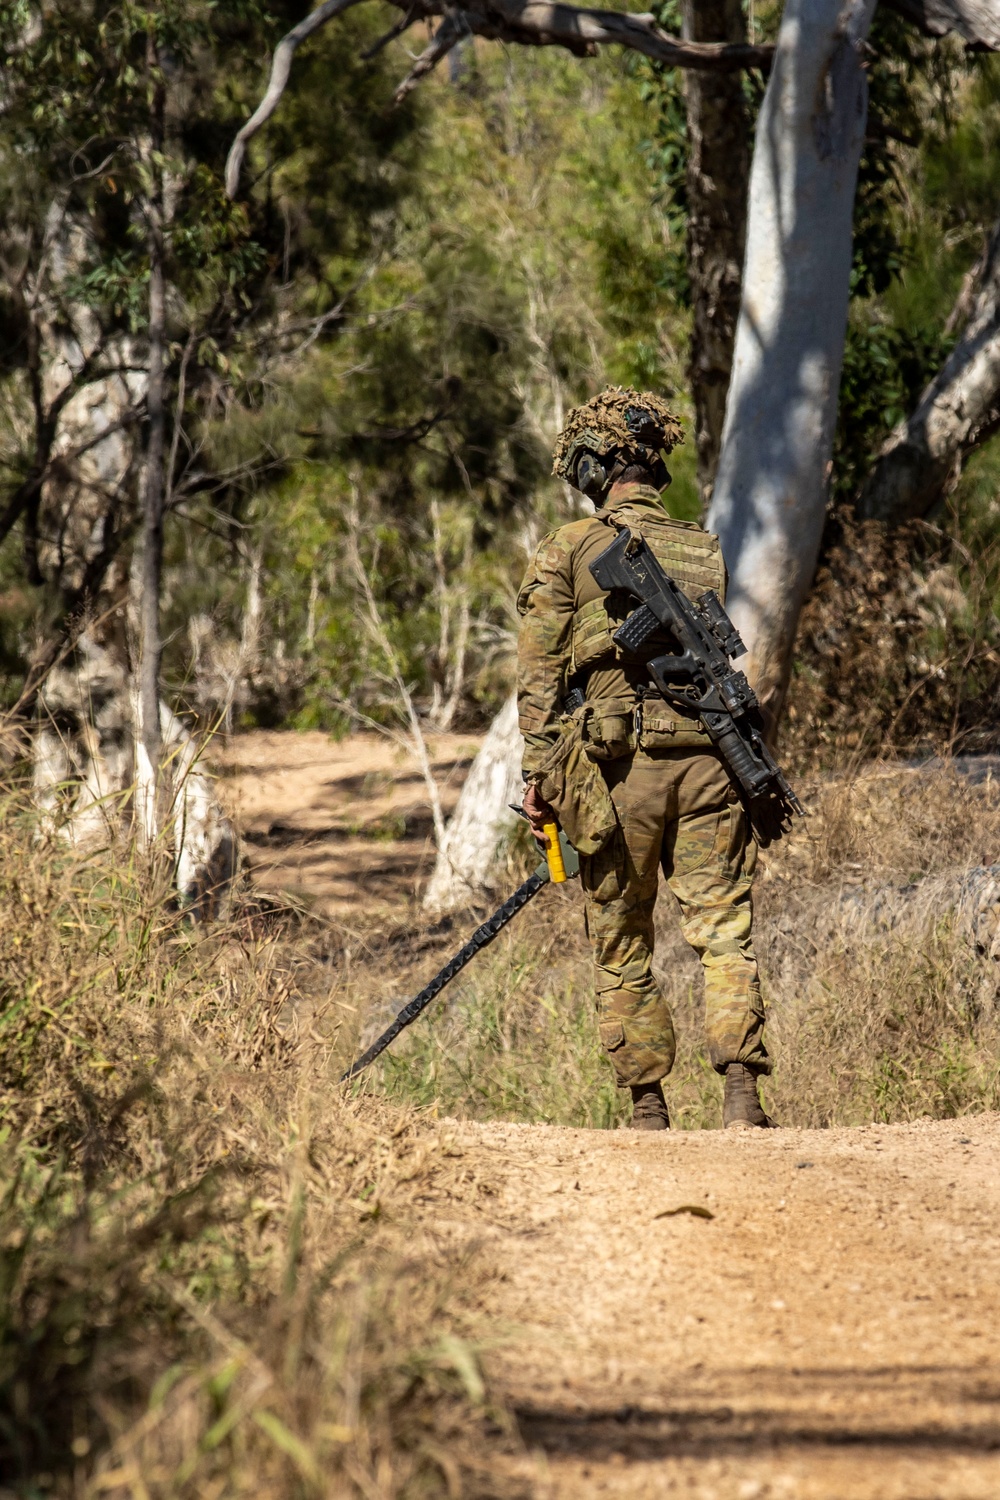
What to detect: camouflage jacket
<box><xmin>516</xmin><ymin>483</ymin><xmax>727</xmax><ymax>779</ymax></box>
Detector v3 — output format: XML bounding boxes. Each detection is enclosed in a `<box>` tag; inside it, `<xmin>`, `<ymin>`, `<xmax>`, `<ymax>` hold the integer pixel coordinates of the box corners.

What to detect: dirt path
<box><xmin>441</xmin><ymin>1115</ymin><xmax>1000</xmax><ymax>1499</ymax></box>
<box><xmin>215</xmin><ymin>730</ymin><xmax>479</xmax><ymax>915</ymax></box>
<box><xmin>216</xmin><ymin>732</ymin><xmax>1000</xmax><ymax>1494</ymax></box>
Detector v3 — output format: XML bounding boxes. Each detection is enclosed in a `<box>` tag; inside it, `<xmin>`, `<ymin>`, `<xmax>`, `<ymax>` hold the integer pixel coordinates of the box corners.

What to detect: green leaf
<box><xmin>251</xmin><ymin>1409</ymin><xmax>319</xmax><ymax>1483</ymax></box>
<box><xmin>433</xmin><ymin>1333</ymin><xmax>485</xmax><ymax>1405</ymax></box>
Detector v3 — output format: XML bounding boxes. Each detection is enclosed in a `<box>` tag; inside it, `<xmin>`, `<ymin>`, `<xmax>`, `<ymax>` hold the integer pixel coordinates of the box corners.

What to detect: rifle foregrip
<box><xmin>713</xmin><ymin>724</ymin><xmax>771</xmax><ymax>799</ymax></box>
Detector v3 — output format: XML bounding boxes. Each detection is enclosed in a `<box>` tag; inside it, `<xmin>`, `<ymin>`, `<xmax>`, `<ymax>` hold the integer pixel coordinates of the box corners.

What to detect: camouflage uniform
<box><xmin>516</xmin><ymin>481</ymin><xmax>769</xmax><ymax>1088</ymax></box>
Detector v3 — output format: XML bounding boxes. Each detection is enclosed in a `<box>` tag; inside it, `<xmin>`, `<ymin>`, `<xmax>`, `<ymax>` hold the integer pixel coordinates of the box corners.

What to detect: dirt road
<box><xmin>443</xmin><ymin>1114</ymin><xmax>1000</xmax><ymax>1499</ymax></box>
<box><xmin>216</xmin><ymin>729</ymin><xmax>478</xmax><ymax>915</ymax></box>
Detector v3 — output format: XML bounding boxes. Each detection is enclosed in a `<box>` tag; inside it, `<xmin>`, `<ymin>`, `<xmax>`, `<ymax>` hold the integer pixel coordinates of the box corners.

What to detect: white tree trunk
<box><xmin>33</xmin><ymin>630</ymin><xmax>133</xmax><ymax>849</ymax></box>
<box><xmin>34</xmin><ymin>627</ymin><xmax>239</xmax><ymax>918</ymax></box>
<box><xmin>706</xmin><ymin>0</ymin><xmax>877</xmax><ymax>723</ymax></box>
<box><xmin>163</xmin><ymin>705</ymin><xmax>240</xmax><ymax>920</ymax></box>
<box><xmin>857</xmin><ymin>218</ymin><xmax>1000</xmax><ymax>524</ymax></box>
<box><xmin>135</xmin><ymin>174</ymin><xmax>167</xmax><ymax>829</ymax></box>
<box><xmin>422</xmin><ymin>691</ymin><xmax>524</xmax><ymax>911</ymax></box>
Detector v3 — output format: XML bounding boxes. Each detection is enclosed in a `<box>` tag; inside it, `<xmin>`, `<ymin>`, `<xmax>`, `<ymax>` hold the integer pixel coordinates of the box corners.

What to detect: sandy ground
<box><xmin>215</xmin><ymin>729</ymin><xmax>479</xmax><ymax>915</ymax></box>
<box><xmin>440</xmin><ymin>1114</ymin><xmax>1000</xmax><ymax>1499</ymax></box>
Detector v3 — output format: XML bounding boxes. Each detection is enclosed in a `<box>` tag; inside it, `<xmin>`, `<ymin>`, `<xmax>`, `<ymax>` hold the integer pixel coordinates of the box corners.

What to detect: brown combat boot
<box><xmin>629</xmin><ymin>1082</ymin><xmax>670</xmax><ymax>1131</ymax></box>
<box><xmin>723</xmin><ymin>1064</ymin><xmax>777</xmax><ymax>1129</ymax></box>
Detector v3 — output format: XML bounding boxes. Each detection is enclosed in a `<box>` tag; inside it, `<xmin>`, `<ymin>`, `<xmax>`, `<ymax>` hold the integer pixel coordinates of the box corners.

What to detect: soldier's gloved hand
<box><xmin>522</xmin><ymin>782</ymin><xmax>557</xmax><ymax>842</ymax></box>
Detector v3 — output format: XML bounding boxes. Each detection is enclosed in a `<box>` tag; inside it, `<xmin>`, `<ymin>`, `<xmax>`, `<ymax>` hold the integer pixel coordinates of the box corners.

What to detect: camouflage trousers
<box><xmin>579</xmin><ymin>748</ymin><xmax>769</xmax><ymax>1087</ymax></box>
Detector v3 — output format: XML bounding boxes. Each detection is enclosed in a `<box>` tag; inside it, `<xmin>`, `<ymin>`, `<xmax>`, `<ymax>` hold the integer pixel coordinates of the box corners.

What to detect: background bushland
<box><xmin>2</xmin><ymin>16</ymin><xmax>998</xmax><ymax>756</ymax></box>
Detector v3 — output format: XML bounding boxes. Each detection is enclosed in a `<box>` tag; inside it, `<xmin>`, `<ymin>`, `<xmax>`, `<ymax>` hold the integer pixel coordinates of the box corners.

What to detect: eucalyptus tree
<box><xmin>707</xmin><ymin>1</ymin><xmax>1000</xmax><ymax>721</ymax></box>
<box><xmin>0</xmin><ymin>2</ymin><xmax>263</xmax><ymax>878</ymax></box>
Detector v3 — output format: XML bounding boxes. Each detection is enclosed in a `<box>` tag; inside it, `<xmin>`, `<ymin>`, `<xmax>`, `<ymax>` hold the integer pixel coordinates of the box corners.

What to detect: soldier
<box><xmin>516</xmin><ymin>386</ymin><xmax>775</xmax><ymax>1132</ymax></box>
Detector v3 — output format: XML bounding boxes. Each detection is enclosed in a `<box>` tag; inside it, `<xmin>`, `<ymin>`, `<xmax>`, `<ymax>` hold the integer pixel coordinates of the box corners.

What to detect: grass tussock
<box><xmin>345</xmin><ymin>762</ymin><xmax>1000</xmax><ymax>1131</ymax></box>
<box><xmin>759</xmin><ymin>761</ymin><xmax>1000</xmax><ymax>1126</ymax></box>
<box><xmin>0</xmin><ymin>792</ymin><xmax>529</xmax><ymax>1500</ymax></box>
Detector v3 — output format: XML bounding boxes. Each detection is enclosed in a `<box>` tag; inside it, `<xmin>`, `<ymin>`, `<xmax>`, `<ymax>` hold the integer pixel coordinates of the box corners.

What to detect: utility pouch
<box><xmin>579</xmin><ymin>696</ymin><xmax>635</xmax><ymax>763</ymax></box>
<box><xmin>637</xmin><ymin>695</ymin><xmax>709</xmax><ymax>752</ymax></box>
<box><xmin>533</xmin><ymin>719</ymin><xmax>618</xmax><ymax>856</ymax></box>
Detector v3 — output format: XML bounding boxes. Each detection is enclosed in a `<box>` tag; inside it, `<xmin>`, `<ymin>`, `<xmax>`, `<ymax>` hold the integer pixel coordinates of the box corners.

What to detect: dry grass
<box><xmin>758</xmin><ymin>760</ymin><xmax>1000</xmax><ymax>1125</ymax></box>
<box><xmin>784</xmin><ymin>509</ymin><xmax>1000</xmax><ymax>767</ymax></box>
<box><xmin>342</xmin><ymin>761</ymin><xmax>1000</xmax><ymax>1132</ymax></box>
<box><xmin>0</xmin><ymin>790</ymin><xmax>529</xmax><ymax>1500</ymax></box>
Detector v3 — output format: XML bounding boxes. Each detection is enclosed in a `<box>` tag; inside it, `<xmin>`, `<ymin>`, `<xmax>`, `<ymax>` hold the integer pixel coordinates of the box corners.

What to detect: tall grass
<box><xmin>376</xmin><ymin>933</ymin><xmax>630</xmax><ymax>1130</ymax></box>
<box><xmin>0</xmin><ymin>790</ymin><xmax>528</xmax><ymax>1499</ymax></box>
<box><xmin>759</xmin><ymin>762</ymin><xmax>1000</xmax><ymax>1125</ymax></box>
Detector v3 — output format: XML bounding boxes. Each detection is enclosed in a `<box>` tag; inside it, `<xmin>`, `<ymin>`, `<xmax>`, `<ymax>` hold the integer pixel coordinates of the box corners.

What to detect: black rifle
<box><xmin>341</xmin><ymin>827</ymin><xmax>579</xmax><ymax>1082</ymax></box>
<box><xmin>589</xmin><ymin>527</ymin><xmax>804</xmax><ymax>845</ymax></box>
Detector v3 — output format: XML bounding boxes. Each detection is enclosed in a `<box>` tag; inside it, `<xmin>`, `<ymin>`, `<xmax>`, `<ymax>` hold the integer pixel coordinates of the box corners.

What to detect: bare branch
<box><xmin>0</xmin><ymin>391</ymin><xmax>144</xmax><ymax>553</ymax></box>
<box><xmin>282</xmin><ymin>253</ymin><xmax>384</xmax><ymax>357</ymax></box>
<box><xmin>452</xmin><ymin>0</ymin><xmax>774</xmax><ymax>68</ymax></box>
<box><xmin>392</xmin><ymin>15</ymin><xmax>467</xmax><ymax>103</ymax></box>
<box><xmin>225</xmin><ymin>0</ymin><xmax>367</xmax><ymax>197</ymax></box>
<box><xmin>361</xmin><ymin>6</ymin><xmax>417</xmax><ymax>58</ymax></box>
<box><xmin>883</xmin><ymin>0</ymin><xmax>1000</xmax><ymax>47</ymax></box>
<box><xmin>227</xmin><ymin>0</ymin><xmax>773</xmax><ymax>194</ymax></box>
<box><xmin>345</xmin><ymin>485</ymin><xmax>447</xmax><ymax>845</ymax></box>
<box><xmin>165</xmin><ymin>331</ymin><xmax>197</xmax><ymax>510</ymax></box>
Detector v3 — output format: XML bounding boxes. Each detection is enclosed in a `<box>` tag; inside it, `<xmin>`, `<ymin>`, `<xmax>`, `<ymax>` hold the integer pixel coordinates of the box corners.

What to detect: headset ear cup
<box><xmin>575</xmin><ymin>452</ymin><xmax>607</xmax><ymax>499</ymax></box>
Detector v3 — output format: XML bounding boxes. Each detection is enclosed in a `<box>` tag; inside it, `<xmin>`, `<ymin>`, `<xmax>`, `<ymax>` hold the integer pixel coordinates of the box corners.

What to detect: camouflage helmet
<box><xmin>552</xmin><ymin>386</ymin><xmax>684</xmax><ymax>501</ymax></box>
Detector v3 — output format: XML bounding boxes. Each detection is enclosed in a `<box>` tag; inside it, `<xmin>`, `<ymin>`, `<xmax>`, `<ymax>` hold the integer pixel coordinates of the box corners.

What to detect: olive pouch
<box><xmin>532</xmin><ymin>719</ymin><xmax>619</xmax><ymax>856</ymax></box>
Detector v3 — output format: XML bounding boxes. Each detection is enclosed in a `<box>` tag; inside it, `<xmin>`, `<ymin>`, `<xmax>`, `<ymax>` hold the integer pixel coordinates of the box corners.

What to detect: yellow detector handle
<box><xmin>542</xmin><ymin>822</ymin><xmax>567</xmax><ymax>883</ymax></box>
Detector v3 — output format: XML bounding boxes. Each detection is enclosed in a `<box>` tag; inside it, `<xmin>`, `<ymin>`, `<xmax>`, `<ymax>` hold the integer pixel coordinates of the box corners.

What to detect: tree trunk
<box><xmin>164</xmin><ymin>706</ymin><xmax>240</xmax><ymax>921</ymax></box>
<box><xmin>133</xmin><ymin>236</ymin><xmax>165</xmax><ymax>842</ymax></box>
<box><xmin>856</xmin><ymin>218</ymin><xmax>1000</xmax><ymax>525</ymax></box>
<box><xmin>681</xmin><ymin>0</ymin><xmax>750</xmax><ymax>508</ymax></box>
<box><xmin>24</xmin><ymin>189</ymin><xmax>238</xmax><ymax>916</ymax></box>
<box><xmin>134</xmin><ymin>63</ymin><xmax>167</xmax><ymax>844</ymax></box>
<box><xmin>33</xmin><ymin>627</ymin><xmax>133</xmax><ymax>849</ymax></box>
<box><xmin>34</xmin><ymin>627</ymin><xmax>239</xmax><ymax>920</ymax></box>
<box><xmin>422</xmin><ymin>691</ymin><xmax>524</xmax><ymax>911</ymax></box>
<box><xmin>705</xmin><ymin>0</ymin><xmax>877</xmax><ymax>725</ymax></box>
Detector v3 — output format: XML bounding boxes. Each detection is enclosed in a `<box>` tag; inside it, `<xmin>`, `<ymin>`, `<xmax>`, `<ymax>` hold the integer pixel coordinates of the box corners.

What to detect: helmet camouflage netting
<box><xmin>551</xmin><ymin>386</ymin><xmax>684</xmax><ymax>483</ymax></box>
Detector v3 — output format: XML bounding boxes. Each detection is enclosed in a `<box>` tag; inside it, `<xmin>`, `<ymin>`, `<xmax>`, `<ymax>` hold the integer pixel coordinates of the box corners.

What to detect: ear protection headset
<box><xmin>552</xmin><ymin>386</ymin><xmax>684</xmax><ymax>500</ymax></box>
<box><xmin>575</xmin><ymin>451</ymin><xmax>615</xmax><ymax>500</ymax></box>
